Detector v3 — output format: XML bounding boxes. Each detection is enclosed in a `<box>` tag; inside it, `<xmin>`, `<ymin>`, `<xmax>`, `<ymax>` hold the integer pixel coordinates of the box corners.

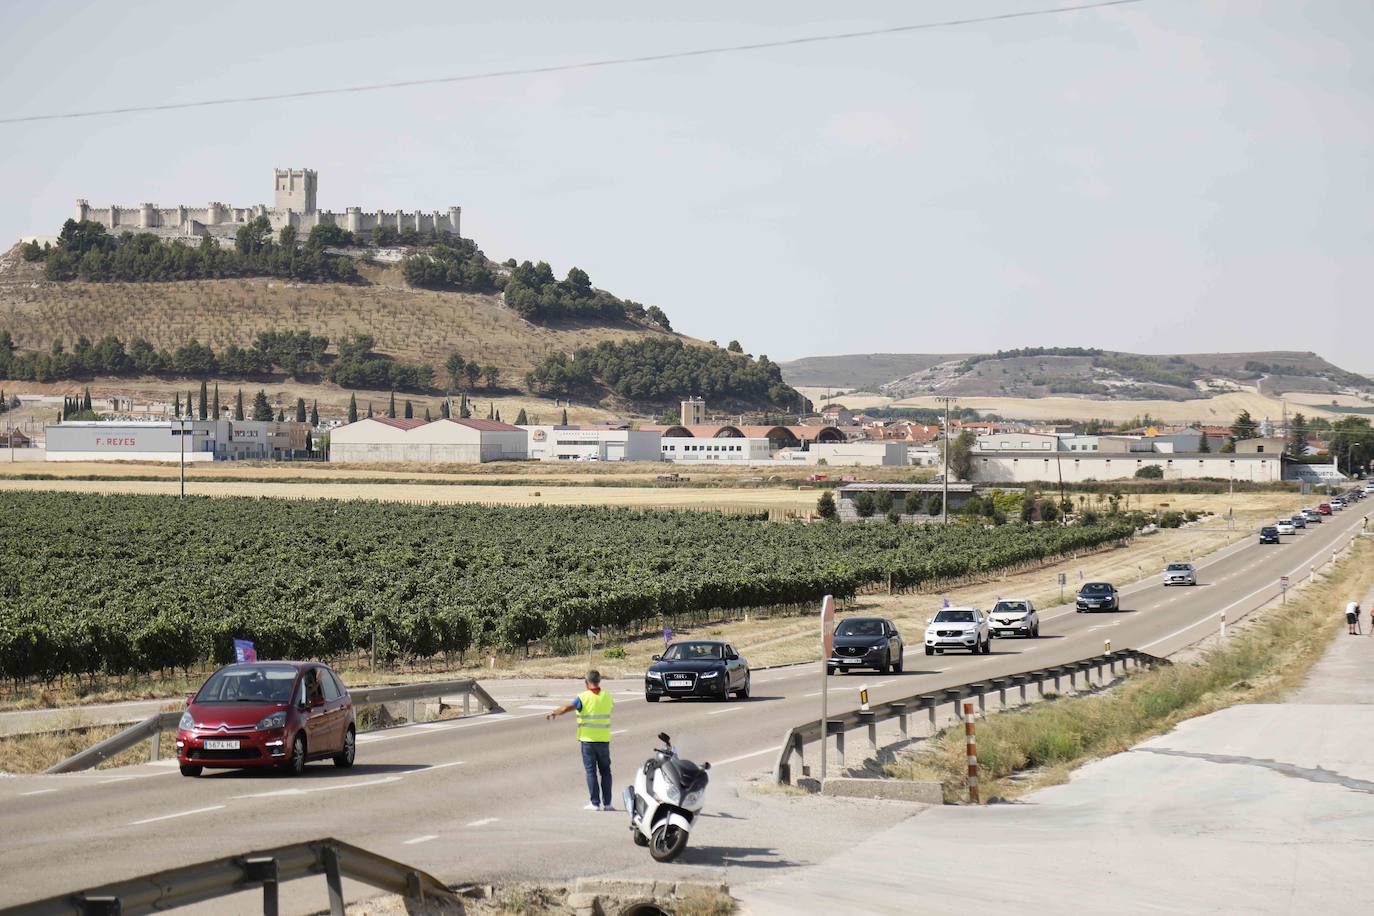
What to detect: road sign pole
<box><xmin>819</xmin><ymin>594</ymin><xmax>834</xmax><ymax>782</ymax></box>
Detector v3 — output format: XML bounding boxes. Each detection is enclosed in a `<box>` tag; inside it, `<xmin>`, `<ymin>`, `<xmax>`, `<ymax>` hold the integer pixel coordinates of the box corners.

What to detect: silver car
<box><xmin>989</xmin><ymin>598</ymin><xmax>1039</xmax><ymax>638</ymax></box>
<box><xmin>1163</xmin><ymin>562</ymin><xmax>1196</xmax><ymax>586</ymax></box>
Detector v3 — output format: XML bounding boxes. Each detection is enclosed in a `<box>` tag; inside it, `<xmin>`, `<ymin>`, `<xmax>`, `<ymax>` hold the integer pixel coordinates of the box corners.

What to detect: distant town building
<box><xmin>680</xmin><ymin>398</ymin><xmax>707</xmax><ymax>427</ymax></box>
<box><xmin>525</xmin><ymin>425</ymin><xmax>661</xmax><ymax>462</ymax></box>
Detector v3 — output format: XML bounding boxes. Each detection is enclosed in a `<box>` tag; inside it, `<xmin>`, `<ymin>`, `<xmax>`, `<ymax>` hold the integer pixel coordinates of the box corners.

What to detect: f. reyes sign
<box><xmin>94</xmin><ymin>437</ymin><xmax>138</xmax><ymax>447</ymax></box>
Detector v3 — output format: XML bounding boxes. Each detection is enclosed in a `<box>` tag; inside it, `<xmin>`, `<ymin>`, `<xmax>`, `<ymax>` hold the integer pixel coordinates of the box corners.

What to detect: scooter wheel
<box><xmin>633</xmin><ymin>831</ymin><xmax>650</xmax><ymax>847</ymax></box>
<box><xmin>650</xmin><ymin>824</ymin><xmax>689</xmax><ymax>863</ymax></box>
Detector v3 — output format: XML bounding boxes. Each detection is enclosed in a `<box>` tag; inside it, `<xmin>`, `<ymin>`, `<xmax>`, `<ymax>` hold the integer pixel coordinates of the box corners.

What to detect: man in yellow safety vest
<box><xmin>546</xmin><ymin>670</ymin><xmax>615</xmax><ymax>810</ymax></box>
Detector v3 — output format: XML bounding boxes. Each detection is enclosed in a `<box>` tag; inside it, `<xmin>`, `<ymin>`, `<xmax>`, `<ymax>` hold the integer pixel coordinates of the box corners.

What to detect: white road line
<box><xmin>19</xmin><ymin>788</ymin><xmax>59</xmax><ymax>796</ymax></box>
<box><xmin>706</xmin><ymin>707</ymin><xmax>743</xmax><ymax>716</ymax></box>
<box><xmin>612</xmin><ymin>729</ymin><xmax>628</xmax><ymax>736</ymax></box>
<box><xmin>231</xmin><ymin>775</ymin><xmax>403</xmax><ymax>799</ymax></box>
<box><xmin>421</xmin><ymin>760</ymin><xmax>465</xmax><ymax>772</ymax></box>
<box><xmin>403</xmin><ymin>835</ymin><xmax>438</xmax><ymax>845</ymax></box>
<box><xmin>466</xmin><ymin>817</ymin><xmax>499</xmax><ymax>827</ymax></box>
<box><xmin>713</xmin><ymin>746</ymin><xmax>779</xmax><ymax>766</ymax></box>
<box><xmin>803</xmin><ymin>691</ymin><xmax>822</xmax><ymax>698</ymax></box>
<box><xmin>129</xmin><ymin>804</ymin><xmax>225</xmax><ymax>826</ymax></box>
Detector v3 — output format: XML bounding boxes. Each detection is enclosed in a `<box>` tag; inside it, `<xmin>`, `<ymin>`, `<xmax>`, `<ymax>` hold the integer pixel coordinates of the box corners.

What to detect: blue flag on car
<box><xmin>233</xmin><ymin>639</ymin><xmax>257</xmax><ymax>663</ymax></box>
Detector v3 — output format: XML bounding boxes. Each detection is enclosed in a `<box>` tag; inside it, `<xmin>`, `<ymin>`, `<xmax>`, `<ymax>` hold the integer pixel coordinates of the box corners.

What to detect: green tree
<box><xmin>816</xmin><ymin>490</ymin><xmax>837</xmax><ymax>519</ymax></box>
<box><xmin>198</xmin><ymin>380</ymin><xmax>208</xmax><ymax>420</ymax></box>
<box><xmin>946</xmin><ymin>430</ymin><xmax>976</xmax><ymax>480</ymax></box>
<box><xmin>278</xmin><ymin>225</ymin><xmax>298</xmax><ymax>251</ymax></box>
<box><xmin>727</xmin><ymin>340</ymin><xmax>743</xmax><ymax>353</ymax></box>
<box><xmin>82</xmin><ymin>388</ymin><xmax>93</xmax><ymax>412</ymax></box>
<box><xmin>234</xmin><ymin>389</ymin><xmax>245</xmax><ymax>420</ymax></box>
<box><xmin>445</xmin><ymin>352</ymin><xmax>467</xmax><ymax>391</ymax></box>
<box><xmin>561</xmin><ymin>408</ymin><xmax>569</xmax><ymax>425</ymax></box>
<box><xmin>174</xmin><ymin>392</ymin><xmax>181</xmax><ymax>417</ymax></box>
<box><xmin>1330</xmin><ymin>416</ymin><xmax>1373</xmax><ymax>474</ymax></box>
<box><xmin>310</xmin><ymin>400</ymin><xmax>319</xmax><ymax>426</ymax></box>
<box><xmin>875</xmin><ymin>490</ymin><xmax>895</xmax><ymax>513</ymax></box>
<box><xmin>1231</xmin><ymin>410</ymin><xmax>1258</xmax><ymax>441</ymax></box>
<box><xmin>347</xmin><ymin>393</ymin><xmax>358</xmax><ymax>424</ymax></box>
<box><xmin>1135</xmin><ymin>464</ymin><xmax>1164</xmax><ymax>479</ymax></box>
<box><xmin>367</xmin><ymin>402</ymin><xmax>374</xmax><ymax>419</ymax></box>
<box><xmin>276</xmin><ymin>407</ymin><xmax>285</xmax><ymax>422</ymax></box>
<box><xmin>515</xmin><ymin>408</ymin><xmax>529</xmax><ymax>425</ymax></box>
<box><xmin>251</xmin><ymin>390</ymin><xmax>273</xmax><ymax>421</ymax></box>
<box><xmin>424</xmin><ymin>406</ymin><xmax>432</xmax><ymax>422</ymax></box>
<box><xmin>295</xmin><ymin>397</ymin><xmax>307</xmax><ymax>423</ymax></box>
<box><xmin>1288</xmin><ymin>413</ymin><xmax>1308</xmax><ymax>458</ymax></box>
<box><xmin>212</xmin><ymin>384</ymin><xmax>220</xmax><ymax>419</ymax></box>
<box><xmin>925</xmin><ymin>493</ymin><xmax>943</xmax><ymax>516</ymax></box>
<box><xmin>854</xmin><ymin>492</ymin><xmax>876</xmax><ymax>518</ymax></box>
<box><xmin>645</xmin><ymin>305</ymin><xmax>671</xmax><ymax>330</ymax></box>
<box><xmin>482</xmin><ymin>365</ymin><xmax>501</xmax><ymax>390</ymax></box>
<box><xmin>404</xmin><ymin>399</ymin><xmax>414</xmax><ymax>419</ymax></box>
<box><xmin>440</xmin><ymin>398</ymin><xmax>451</xmax><ymax>419</ymax></box>
<box><xmin>464</xmin><ymin>362</ymin><xmax>481</xmax><ymax>391</ymax></box>
<box><xmin>1197</xmin><ymin>430</ymin><xmax>1210</xmax><ymax>453</ymax></box>
<box><xmin>387</xmin><ymin>392</ymin><xmax>397</xmax><ymax>419</ymax></box>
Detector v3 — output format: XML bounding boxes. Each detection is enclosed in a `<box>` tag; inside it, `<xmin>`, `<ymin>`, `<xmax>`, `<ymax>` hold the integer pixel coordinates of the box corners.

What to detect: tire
<box><xmin>283</xmin><ymin>733</ymin><xmax>306</xmax><ymax>776</ymax></box>
<box><xmin>333</xmin><ymin>726</ymin><xmax>356</xmax><ymax>769</ymax></box>
<box><xmin>1032</xmin><ymin>623</ymin><xmax>1040</xmax><ymax>638</ymax></box>
<box><xmin>880</xmin><ymin>653</ymin><xmax>891</xmax><ymax>674</ymax></box>
<box><xmin>650</xmin><ymin>824</ymin><xmax>690</xmax><ymax>863</ymax></box>
<box><xmin>893</xmin><ymin>651</ymin><xmax>903</xmax><ymax>674</ymax></box>
<box><xmin>1076</xmin><ymin>608</ymin><xmax>1084</xmax><ymax>614</ymax></box>
<box><xmin>646</xmin><ymin>694</ymin><xmax>660</xmax><ymax>703</ymax></box>
<box><xmin>737</xmin><ymin>673</ymin><xmax>751</xmax><ymax>700</ymax></box>
<box><xmin>633</xmin><ymin>831</ymin><xmax>650</xmax><ymax>848</ymax></box>
<box><xmin>979</xmin><ymin>636</ymin><xmax>991</xmax><ymax>655</ymax></box>
<box><xmin>924</xmin><ymin>646</ymin><xmax>934</xmax><ymax>656</ymax></box>
<box><xmin>179</xmin><ymin>763</ymin><xmax>202</xmax><ymax>778</ymax></box>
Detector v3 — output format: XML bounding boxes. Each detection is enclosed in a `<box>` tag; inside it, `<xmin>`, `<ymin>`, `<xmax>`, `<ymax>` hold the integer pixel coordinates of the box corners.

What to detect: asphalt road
<box><xmin>1</xmin><ymin>502</ymin><xmax>1369</xmax><ymax>912</ymax></box>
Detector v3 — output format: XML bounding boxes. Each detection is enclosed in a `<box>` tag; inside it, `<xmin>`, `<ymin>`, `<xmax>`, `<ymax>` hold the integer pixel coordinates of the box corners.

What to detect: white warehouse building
<box><xmin>329</xmin><ymin>417</ymin><xmax>527</xmax><ymax>464</ymax></box>
<box><xmin>524</xmin><ymin>426</ymin><xmax>662</xmax><ymax>462</ymax></box>
<box><xmin>661</xmin><ymin>436</ymin><xmax>773</xmax><ymax>463</ymax></box>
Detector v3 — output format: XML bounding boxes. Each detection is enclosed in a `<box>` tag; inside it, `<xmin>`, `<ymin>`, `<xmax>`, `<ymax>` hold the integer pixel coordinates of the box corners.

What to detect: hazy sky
<box><xmin>1</xmin><ymin>1</ymin><xmax>1370</xmax><ymax>369</ymax></box>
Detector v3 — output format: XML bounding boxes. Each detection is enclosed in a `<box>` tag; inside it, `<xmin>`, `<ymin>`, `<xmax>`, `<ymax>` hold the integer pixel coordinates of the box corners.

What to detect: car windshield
<box><xmin>836</xmin><ymin>620</ymin><xmax>886</xmax><ymax>637</ymax></box>
<box><xmin>993</xmin><ymin>601</ymin><xmax>1028</xmax><ymax>613</ymax></box>
<box><xmin>1167</xmin><ymin>564</ymin><xmax>1190</xmax><ymax>571</ymax></box>
<box><xmin>1081</xmin><ymin>583</ymin><xmax>1112</xmax><ymax>594</ymax></box>
<box><xmin>934</xmin><ymin>610</ymin><xmax>975</xmax><ymax>623</ymax></box>
<box><xmin>196</xmin><ymin>664</ymin><xmax>297</xmax><ymax>703</ymax></box>
<box><xmin>1262</xmin><ymin>527</ymin><xmax>1278</xmax><ymax>534</ymax></box>
<box><xmin>662</xmin><ymin>642</ymin><xmax>723</xmax><ymax>661</ymax></box>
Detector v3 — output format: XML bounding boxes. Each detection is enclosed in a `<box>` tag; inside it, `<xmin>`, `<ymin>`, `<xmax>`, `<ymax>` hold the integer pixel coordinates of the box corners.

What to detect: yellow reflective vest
<box><xmin>576</xmin><ymin>689</ymin><xmax>613</xmax><ymax>743</ymax></box>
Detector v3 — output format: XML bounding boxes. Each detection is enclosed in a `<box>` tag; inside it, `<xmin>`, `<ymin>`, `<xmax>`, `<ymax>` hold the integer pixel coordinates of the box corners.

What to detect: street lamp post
<box><xmin>179</xmin><ymin>416</ymin><xmax>186</xmax><ymax>499</ymax></box>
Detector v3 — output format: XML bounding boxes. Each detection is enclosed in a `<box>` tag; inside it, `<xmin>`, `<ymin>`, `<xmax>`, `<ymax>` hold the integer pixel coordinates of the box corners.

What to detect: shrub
<box><xmin>854</xmin><ymin>492</ymin><xmax>877</xmax><ymax>518</ymax></box>
<box><xmin>1135</xmin><ymin>465</ymin><xmax>1165</xmax><ymax>479</ymax></box>
<box><xmin>816</xmin><ymin>491</ymin><xmax>837</xmax><ymax>520</ymax></box>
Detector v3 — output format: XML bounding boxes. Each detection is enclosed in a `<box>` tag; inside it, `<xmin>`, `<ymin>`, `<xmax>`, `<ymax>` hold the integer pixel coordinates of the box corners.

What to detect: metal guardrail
<box><xmin>773</xmin><ymin>649</ymin><xmax>1168</xmax><ymax>784</ymax></box>
<box><xmin>44</xmin><ymin>677</ymin><xmax>503</xmax><ymax>774</ymax></box>
<box><xmin>5</xmin><ymin>836</ymin><xmax>460</xmax><ymax>916</ymax></box>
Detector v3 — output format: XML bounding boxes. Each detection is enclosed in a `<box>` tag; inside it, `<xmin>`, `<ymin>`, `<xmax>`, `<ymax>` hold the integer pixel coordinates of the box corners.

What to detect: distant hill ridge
<box><xmin>781</xmin><ymin>349</ymin><xmax>1371</xmax><ymax>401</ymax></box>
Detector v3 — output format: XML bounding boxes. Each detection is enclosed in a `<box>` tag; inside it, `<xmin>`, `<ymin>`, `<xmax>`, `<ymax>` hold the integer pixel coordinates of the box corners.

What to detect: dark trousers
<box><xmin>581</xmin><ymin>740</ymin><xmax>612</xmax><ymax>806</ymax></box>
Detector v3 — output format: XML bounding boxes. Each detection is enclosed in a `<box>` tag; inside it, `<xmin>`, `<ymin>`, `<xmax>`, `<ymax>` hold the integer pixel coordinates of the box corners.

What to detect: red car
<box><xmin>176</xmin><ymin>661</ymin><xmax>356</xmax><ymax>777</ymax></box>
<box><xmin>1317</xmin><ymin>503</ymin><xmax>1332</xmax><ymax>515</ymax></box>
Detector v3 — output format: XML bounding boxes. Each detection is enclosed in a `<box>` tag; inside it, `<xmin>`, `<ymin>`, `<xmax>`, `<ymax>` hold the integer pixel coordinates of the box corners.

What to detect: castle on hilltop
<box><xmin>75</xmin><ymin>169</ymin><xmax>460</xmax><ymax>241</ymax></box>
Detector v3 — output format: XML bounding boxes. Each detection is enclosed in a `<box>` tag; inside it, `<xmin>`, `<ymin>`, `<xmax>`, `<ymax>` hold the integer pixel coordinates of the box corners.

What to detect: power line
<box><xmin>0</xmin><ymin>0</ymin><xmax>1146</xmax><ymax>126</ymax></box>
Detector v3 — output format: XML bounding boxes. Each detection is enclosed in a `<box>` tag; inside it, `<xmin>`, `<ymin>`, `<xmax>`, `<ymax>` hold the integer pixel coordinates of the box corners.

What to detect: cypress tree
<box><xmin>234</xmin><ymin>389</ymin><xmax>245</xmax><ymax>420</ymax></box>
<box><xmin>347</xmin><ymin>393</ymin><xmax>358</xmax><ymax>424</ymax></box>
<box><xmin>515</xmin><ymin>408</ymin><xmax>529</xmax><ymax>425</ymax></box>
<box><xmin>404</xmin><ymin>399</ymin><xmax>413</xmax><ymax>419</ymax></box>
<box><xmin>276</xmin><ymin>408</ymin><xmax>285</xmax><ymax>422</ymax></box>
<box><xmin>212</xmin><ymin>384</ymin><xmax>220</xmax><ymax>419</ymax></box>
<box><xmin>295</xmin><ymin>397</ymin><xmax>306</xmax><ymax>423</ymax></box>
<box><xmin>487</xmin><ymin>402</ymin><xmax>493</xmax><ymax>420</ymax></box>
<box><xmin>186</xmin><ymin>391</ymin><xmax>193</xmax><ymax>418</ymax></box>
<box><xmin>387</xmin><ymin>391</ymin><xmax>397</xmax><ymax>419</ymax></box>
<box><xmin>174</xmin><ymin>393</ymin><xmax>181</xmax><ymax>417</ymax></box>
<box><xmin>424</xmin><ymin>407</ymin><xmax>432</xmax><ymax>422</ymax></box>
<box><xmin>310</xmin><ymin>400</ymin><xmax>319</xmax><ymax>426</ymax></box>
<box><xmin>561</xmin><ymin>408</ymin><xmax>568</xmax><ymax>425</ymax></box>
<box><xmin>198</xmin><ymin>380</ymin><xmax>208</xmax><ymax>420</ymax></box>
<box><xmin>440</xmin><ymin>399</ymin><xmax>451</xmax><ymax>419</ymax></box>
<box><xmin>495</xmin><ymin>409</ymin><xmax>501</xmax><ymax>422</ymax></box>
<box><xmin>367</xmin><ymin>402</ymin><xmax>373</xmax><ymax>419</ymax></box>
<box><xmin>251</xmin><ymin>391</ymin><xmax>273</xmax><ymax>421</ymax></box>
<box><xmin>82</xmin><ymin>388</ymin><xmax>93</xmax><ymax>412</ymax></box>
<box><xmin>304</xmin><ymin>430</ymin><xmax>313</xmax><ymax>452</ymax></box>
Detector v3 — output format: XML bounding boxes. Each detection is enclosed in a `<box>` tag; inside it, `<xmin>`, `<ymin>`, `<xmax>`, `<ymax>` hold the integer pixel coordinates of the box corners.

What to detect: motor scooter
<box><xmin>623</xmin><ymin>732</ymin><xmax>709</xmax><ymax>862</ymax></box>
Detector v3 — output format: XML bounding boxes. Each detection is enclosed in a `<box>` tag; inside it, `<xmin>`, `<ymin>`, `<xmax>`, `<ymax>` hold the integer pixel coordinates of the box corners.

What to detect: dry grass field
<box><xmin>802</xmin><ymin>389</ymin><xmax>1353</xmax><ymax>423</ymax></box>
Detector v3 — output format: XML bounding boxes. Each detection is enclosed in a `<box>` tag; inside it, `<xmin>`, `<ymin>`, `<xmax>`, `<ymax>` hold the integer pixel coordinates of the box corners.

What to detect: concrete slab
<box><xmin>820</xmin><ymin>777</ymin><xmax>942</xmax><ymax>804</ymax></box>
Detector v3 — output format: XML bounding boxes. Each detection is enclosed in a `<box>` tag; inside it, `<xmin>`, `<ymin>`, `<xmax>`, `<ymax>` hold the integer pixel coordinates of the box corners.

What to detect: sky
<box><xmin>1</xmin><ymin>1</ymin><xmax>1371</xmax><ymax>370</ymax></box>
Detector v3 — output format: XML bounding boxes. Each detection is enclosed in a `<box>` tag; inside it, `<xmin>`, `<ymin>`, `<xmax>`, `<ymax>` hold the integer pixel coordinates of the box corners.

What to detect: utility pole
<box><xmin>939</xmin><ymin>397</ymin><xmax>953</xmax><ymax>525</ymax></box>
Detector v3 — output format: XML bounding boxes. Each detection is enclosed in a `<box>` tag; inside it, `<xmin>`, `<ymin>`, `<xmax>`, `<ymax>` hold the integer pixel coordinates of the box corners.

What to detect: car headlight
<box><xmin>699</xmin><ymin>670</ymin><xmax>720</xmax><ymax>679</ymax></box>
<box><xmin>256</xmin><ymin>711</ymin><xmax>287</xmax><ymax>731</ymax></box>
<box><xmin>646</xmin><ymin>670</ymin><xmax>663</xmax><ymax>680</ymax></box>
<box><xmin>683</xmin><ymin>789</ymin><xmax>704</xmax><ymax>809</ymax></box>
<box><xmin>179</xmin><ymin>711</ymin><xmax>195</xmax><ymax>731</ymax></box>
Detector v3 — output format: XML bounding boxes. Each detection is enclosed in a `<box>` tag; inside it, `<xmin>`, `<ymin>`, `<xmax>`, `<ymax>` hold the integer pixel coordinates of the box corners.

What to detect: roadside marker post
<box><xmin>1280</xmin><ymin>575</ymin><xmax>1289</xmax><ymax>605</ymax></box>
<box><xmin>1057</xmin><ymin>572</ymin><xmax>1066</xmax><ymax>604</ymax></box>
<box><xmin>964</xmin><ymin>701</ymin><xmax>979</xmax><ymax>804</ymax></box>
<box><xmin>859</xmin><ymin>685</ymin><xmax>870</xmax><ymax>712</ymax></box>
<box><xmin>819</xmin><ymin>595</ymin><xmax>835</xmax><ymax>782</ymax></box>
<box><xmin>1104</xmin><ymin>639</ymin><xmax>1111</xmax><ymax>654</ymax></box>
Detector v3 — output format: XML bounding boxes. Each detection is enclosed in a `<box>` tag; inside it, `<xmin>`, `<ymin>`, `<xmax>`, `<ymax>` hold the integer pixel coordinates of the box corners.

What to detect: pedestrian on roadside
<box><xmin>1348</xmin><ymin>601</ymin><xmax>1361</xmax><ymax>636</ymax></box>
<box><xmin>545</xmin><ymin>670</ymin><xmax>615</xmax><ymax>811</ymax></box>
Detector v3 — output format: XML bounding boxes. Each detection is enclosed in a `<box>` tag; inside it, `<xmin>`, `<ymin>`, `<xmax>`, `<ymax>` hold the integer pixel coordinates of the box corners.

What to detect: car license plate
<box><xmin>204</xmin><ymin>739</ymin><xmax>240</xmax><ymax>750</ymax></box>
<box><xmin>667</xmin><ymin>680</ymin><xmax>691</xmax><ymax>688</ymax></box>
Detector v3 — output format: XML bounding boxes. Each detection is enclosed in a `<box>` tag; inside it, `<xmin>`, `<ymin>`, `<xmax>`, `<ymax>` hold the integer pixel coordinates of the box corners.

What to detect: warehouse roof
<box><xmin>371</xmin><ymin>418</ymin><xmax>427</xmax><ymax>430</ymax></box>
<box><xmin>441</xmin><ymin>418</ymin><xmax>523</xmax><ymax>432</ymax></box>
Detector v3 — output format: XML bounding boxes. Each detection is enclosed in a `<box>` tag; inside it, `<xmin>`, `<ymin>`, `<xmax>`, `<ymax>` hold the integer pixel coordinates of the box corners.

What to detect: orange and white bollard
<box><xmin>964</xmin><ymin>701</ymin><xmax>979</xmax><ymax>804</ymax></box>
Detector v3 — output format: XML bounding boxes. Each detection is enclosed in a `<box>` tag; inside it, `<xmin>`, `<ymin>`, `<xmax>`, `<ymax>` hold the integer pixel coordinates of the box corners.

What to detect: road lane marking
<box><xmin>231</xmin><ymin>775</ymin><xmax>403</xmax><ymax>799</ymax></box>
<box><xmin>612</xmin><ymin>729</ymin><xmax>628</xmax><ymax>736</ymax></box>
<box><xmin>129</xmin><ymin>804</ymin><xmax>225</xmax><ymax>826</ymax></box>
<box><xmin>713</xmin><ymin>747</ymin><xmax>779</xmax><ymax>766</ymax></box>
<box><xmin>20</xmin><ymin>788</ymin><xmax>59</xmax><ymax>796</ymax></box>
<box><xmin>466</xmin><ymin>817</ymin><xmax>499</xmax><ymax>827</ymax></box>
<box><xmin>519</xmin><ymin>704</ymin><xmax>560</xmax><ymax>711</ymax></box>
<box><xmin>706</xmin><ymin>707</ymin><xmax>743</xmax><ymax>716</ymax></box>
<box><xmin>422</xmin><ymin>760</ymin><xmax>466</xmax><ymax>771</ymax></box>
<box><xmin>403</xmin><ymin>835</ymin><xmax>438</xmax><ymax>845</ymax></box>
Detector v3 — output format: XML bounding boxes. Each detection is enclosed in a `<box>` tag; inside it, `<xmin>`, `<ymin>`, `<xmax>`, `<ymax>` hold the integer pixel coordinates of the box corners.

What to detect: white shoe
<box><xmin>584</xmin><ymin>803</ymin><xmax>601</xmax><ymax>811</ymax></box>
<box><xmin>601</xmin><ymin>804</ymin><xmax>615</xmax><ymax>812</ymax></box>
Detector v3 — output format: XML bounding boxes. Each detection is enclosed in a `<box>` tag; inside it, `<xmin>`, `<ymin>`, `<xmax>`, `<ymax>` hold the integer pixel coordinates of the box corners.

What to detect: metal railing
<box><xmin>6</xmin><ymin>837</ymin><xmax>460</xmax><ymax>916</ymax></box>
<box><xmin>773</xmin><ymin>649</ymin><xmax>1168</xmax><ymax>784</ymax></box>
<box><xmin>45</xmin><ymin>677</ymin><xmax>503</xmax><ymax>774</ymax></box>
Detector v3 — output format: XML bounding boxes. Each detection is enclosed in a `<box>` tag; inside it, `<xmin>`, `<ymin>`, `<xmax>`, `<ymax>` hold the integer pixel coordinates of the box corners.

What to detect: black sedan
<box><xmin>828</xmin><ymin>617</ymin><xmax>903</xmax><ymax>674</ymax></box>
<box><xmin>1075</xmin><ymin>581</ymin><xmax>1120</xmax><ymax>613</ymax></box>
<box><xmin>645</xmin><ymin>641</ymin><xmax>750</xmax><ymax>702</ymax></box>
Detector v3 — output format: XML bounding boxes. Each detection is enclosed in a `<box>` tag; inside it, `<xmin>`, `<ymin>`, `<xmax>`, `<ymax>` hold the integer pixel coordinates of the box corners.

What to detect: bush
<box><xmin>854</xmin><ymin>492</ymin><xmax>877</xmax><ymax>518</ymax></box>
<box><xmin>1135</xmin><ymin>465</ymin><xmax>1165</xmax><ymax>479</ymax></box>
<box><xmin>816</xmin><ymin>491</ymin><xmax>837</xmax><ymax>520</ymax></box>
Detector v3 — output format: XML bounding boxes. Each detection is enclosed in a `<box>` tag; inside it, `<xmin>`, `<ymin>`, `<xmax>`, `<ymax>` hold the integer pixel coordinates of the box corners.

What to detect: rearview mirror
<box><xmin>651</xmin><ymin>654</ymin><xmax>661</xmax><ymax>661</ymax></box>
<box><xmin>185</xmin><ymin>693</ymin><xmax>195</xmax><ymax>706</ymax></box>
<box><xmin>658</xmin><ymin>732</ymin><xmax>671</xmax><ymax>745</ymax></box>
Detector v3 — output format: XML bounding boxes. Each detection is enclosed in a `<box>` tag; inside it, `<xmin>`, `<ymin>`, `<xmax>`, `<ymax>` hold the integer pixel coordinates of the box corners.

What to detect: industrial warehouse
<box><xmin>44</xmin><ymin>419</ymin><xmax>309</xmax><ymax>462</ymax></box>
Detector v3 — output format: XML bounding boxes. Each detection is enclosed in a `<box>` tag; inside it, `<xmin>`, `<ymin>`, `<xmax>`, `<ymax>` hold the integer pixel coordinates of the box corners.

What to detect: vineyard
<box><xmin>0</xmin><ymin>493</ymin><xmax>1133</xmax><ymax>682</ymax></box>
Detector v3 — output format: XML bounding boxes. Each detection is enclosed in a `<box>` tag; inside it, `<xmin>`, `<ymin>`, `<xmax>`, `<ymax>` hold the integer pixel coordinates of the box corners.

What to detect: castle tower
<box><xmin>76</xmin><ymin>199</ymin><xmax>89</xmax><ymax>222</ymax></box>
<box><xmin>273</xmin><ymin>168</ymin><xmax>317</xmax><ymax>214</ymax></box>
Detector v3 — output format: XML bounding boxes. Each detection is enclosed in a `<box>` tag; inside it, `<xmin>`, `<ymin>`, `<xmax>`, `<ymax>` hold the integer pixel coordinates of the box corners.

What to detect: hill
<box><xmin>782</xmin><ymin>347</ymin><xmax>1372</xmax><ymax>402</ymax></box>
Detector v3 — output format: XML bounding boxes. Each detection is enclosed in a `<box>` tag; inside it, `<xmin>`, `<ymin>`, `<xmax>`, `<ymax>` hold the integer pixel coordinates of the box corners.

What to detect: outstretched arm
<box><xmin>546</xmin><ymin>702</ymin><xmax>576</xmax><ymax>721</ymax></box>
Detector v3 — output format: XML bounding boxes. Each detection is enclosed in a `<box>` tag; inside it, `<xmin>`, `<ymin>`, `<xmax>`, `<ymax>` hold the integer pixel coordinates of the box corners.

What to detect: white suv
<box><xmin>925</xmin><ymin>607</ymin><xmax>991</xmax><ymax>655</ymax></box>
<box><xmin>989</xmin><ymin>598</ymin><xmax>1039</xmax><ymax>638</ymax></box>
